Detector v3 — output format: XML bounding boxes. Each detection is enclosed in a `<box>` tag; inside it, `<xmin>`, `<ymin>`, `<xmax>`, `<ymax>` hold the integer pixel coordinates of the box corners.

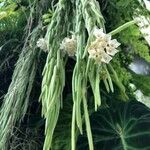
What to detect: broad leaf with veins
<box><xmin>78</xmin><ymin>101</ymin><xmax>150</xmax><ymax>150</ymax></box>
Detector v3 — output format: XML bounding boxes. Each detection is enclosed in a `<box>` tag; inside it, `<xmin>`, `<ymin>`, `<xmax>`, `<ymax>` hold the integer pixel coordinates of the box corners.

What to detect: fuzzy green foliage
<box><xmin>0</xmin><ymin>26</ymin><xmax>41</xmax><ymax>149</ymax></box>
<box><xmin>0</xmin><ymin>1</ymin><xmax>44</xmax><ymax>149</ymax></box>
<box><xmin>109</xmin><ymin>58</ymin><xmax>131</xmax><ymax>101</ymax></box>
<box><xmin>132</xmin><ymin>74</ymin><xmax>150</xmax><ymax>97</ymax></box>
<box><xmin>119</xmin><ymin>25</ymin><xmax>150</xmax><ymax>63</ymax></box>
<box><xmin>0</xmin><ymin>1</ymin><xmax>27</xmax><ymax>37</ymax></box>
<box><xmin>111</xmin><ymin>55</ymin><xmax>132</xmax><ymax>85</ymax></box>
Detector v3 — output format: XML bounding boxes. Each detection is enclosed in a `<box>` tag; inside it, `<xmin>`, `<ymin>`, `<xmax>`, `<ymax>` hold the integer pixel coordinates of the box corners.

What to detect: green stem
<box><xmin>120</xmin><ymin>134</ymin><xmax>128</xmax><ymax>150</ymax></box>
<box><xmin>109</xmin><ymin>20</ymin><xmax>135</xmax><ymax>36</ymax></box>
<box><xmin>116</xmin><ymin>124</ymin><xmax>127</xmax><ymax>150</ymax></box>
<box><xmin>71</xmin><ymin>104</ymin><xmax>76</xmax><ymax>150</ymax></box>
<box><xmin>82</xmin><ymin>85</ymin><xmax>94</xmax><ymax>150</ymax></box>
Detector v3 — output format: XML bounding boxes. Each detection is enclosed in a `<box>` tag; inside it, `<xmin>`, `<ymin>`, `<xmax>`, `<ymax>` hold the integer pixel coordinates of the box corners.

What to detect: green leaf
<box><xmin>77</xmin><ymin>100</ymin><xmax>150</xmax><ymax>150</ymax></box>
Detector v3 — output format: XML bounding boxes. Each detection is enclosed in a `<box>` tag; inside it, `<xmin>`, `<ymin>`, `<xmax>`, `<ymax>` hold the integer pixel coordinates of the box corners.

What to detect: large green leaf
<box><xmin>78</xmin><ymin>101</ymin><xmax>150</xmax><ymax>150</ymax></box>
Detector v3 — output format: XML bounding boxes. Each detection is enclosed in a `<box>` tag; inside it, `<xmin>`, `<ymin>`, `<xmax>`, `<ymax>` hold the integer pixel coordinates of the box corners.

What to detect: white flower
<box><xmin>106</xmin><ymin>39</ymin><xmax>120</xmax><ymax>56</ymax></box>
<box><xmin>93</xmin><ymin>27</ymin><xmax>105</xmax><ymax>38</ymax></box>
<box><xmin>109</xmin><ymin>39</ymin><xmax>121</xmax><ymax>48</ymax></box>
<box><xmin>60</xmin><ymin>35</ymin><xmax>76</xmax><ymax>56</ymax></box>
<box><xmin>101</xmin><ymin>51</ymin><xmax>112</xmax><ymax>64</ymax></box>
<box><xmin>88</xmin><ymin>27</ymin><xmax>120</xmax><ymax>64</ymax></box>
<box><xmin>37</xmin><ymin>38</ymin><xmax>48</xmax><ymax>52</ymax></box>
<box><xmin>88</xmin><ymin>48</ymin><xmax>112</xmax><ymax>64</ymax></box>
<box><xmin>134</xmin><ymin>15</ymin><xmax>150</xmax><ymax>46</ymax></box>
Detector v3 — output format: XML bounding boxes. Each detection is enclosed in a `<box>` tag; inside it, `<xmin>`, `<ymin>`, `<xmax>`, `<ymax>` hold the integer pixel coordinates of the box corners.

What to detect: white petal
<box><xmin>101</xmin><ymin>52</ymin><xmax>112</xmax><ymax>64</ymax></box>
<box><xmin>110</xmin><ymin>39</ymin><xmax>121</xmax><ymax>48</ymax></box>
<box><xmin>106</xmin><ymin>48</ymin><xmax>119</xmax><ymax>56</ymax></box>
<box><xmin>64</xmin><ymin>37</ymin><xmax>71</xmax><ymax>43</ymax></box>
<box><xmin>60</xmin><ymin>36</ymin><xmax>77</xmax><ymax>56</ymax></box>
<box><xmin>93</xmin><ymin>27</ymin><xmax>105</xmax><ymax>38</ymax></box>
<box><xmin>104</xmin><ymin>34</ymin><xmax>111</xmax><ymax>41</ymax></box>
<box><xmin>36</xmin><ymin>38</ymin><xmax>47</xmax><ymax>51</ymax></box>
<box><xmin>134</xmin><ymin>17</ymin><xmax>141</xmax><ymax>24</ymax></box>
<box><xmin>88</xmin><ymin>49</ymin><xmax>96</xmax><ymax>58</ymax></box>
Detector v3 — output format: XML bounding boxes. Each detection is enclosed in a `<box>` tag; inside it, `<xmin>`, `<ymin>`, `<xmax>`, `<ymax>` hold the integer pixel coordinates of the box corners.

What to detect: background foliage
<box><xmin>0</xmin><ymin>0</ymin><xmax>150</xmax><ymax>150</ymax></box>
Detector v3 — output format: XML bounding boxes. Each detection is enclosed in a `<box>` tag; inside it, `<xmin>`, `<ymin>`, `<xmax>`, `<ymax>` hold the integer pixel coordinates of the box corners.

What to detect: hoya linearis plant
<box><xmin>39</xmin><ymin>0</ymin><xmax>75</xmax><ymax>149</ymax></box>
<box><xmin>70</xmin><ymin>0</ymin><xmax>135</xmax><ymax>150</ymax></box>
<box><xmin>0</xmin><ymin>0</ymin><xmax>150</xmax><ymax>150</ymax></box>
<box><xmin>0</xmin><ymin>0</ymin><xmax>45</xmax><ymax>149</ymax></box>
<box><xmin>40</xmin><ymin>0</ymin><xmax>137</xmax><ymax>150</ymax></box>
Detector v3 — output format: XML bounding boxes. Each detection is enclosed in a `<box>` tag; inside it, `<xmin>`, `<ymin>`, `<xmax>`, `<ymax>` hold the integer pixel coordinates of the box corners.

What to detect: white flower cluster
<box><xmin>36</xmin><ymin>38</ymin><xmax>48</xmax><ymax>52</ymax></box>
<box><xmin>134</xmin><ymin>15</ymin><xmax>150</xmax><ymax>46</ymax></box>
<box><xmin>60</xmin><ymin>35</ymin><xmax>77</xmax><ymax>56</ymax></box>
<box><xmin>88</xmin><ymin>28</ymin><xmax>120</xmax><ymax>64</ymax></box>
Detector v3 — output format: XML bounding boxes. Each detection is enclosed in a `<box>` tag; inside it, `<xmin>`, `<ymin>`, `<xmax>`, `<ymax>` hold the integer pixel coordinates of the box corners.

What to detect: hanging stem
<box><xmin>109</xmin><ymin>20</ymin><xmax>135</xmax><ymax>36</ymax></box>
<box><xmin>71</xmin><ymin>104</ymin><xmax>76</xmax><ymax>150</ymax></box>
<box><xmin>82</xmin><ymin>80</ymin><xmax>94</xmax><ymax>150</ymax></box>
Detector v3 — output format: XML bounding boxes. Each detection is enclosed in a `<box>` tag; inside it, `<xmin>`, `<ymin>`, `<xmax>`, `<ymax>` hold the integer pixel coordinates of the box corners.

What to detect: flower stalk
<box><xmin>109</xmin><ymin>20</ymin><xmax>135</xmax><ymax>36</ymax></box>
